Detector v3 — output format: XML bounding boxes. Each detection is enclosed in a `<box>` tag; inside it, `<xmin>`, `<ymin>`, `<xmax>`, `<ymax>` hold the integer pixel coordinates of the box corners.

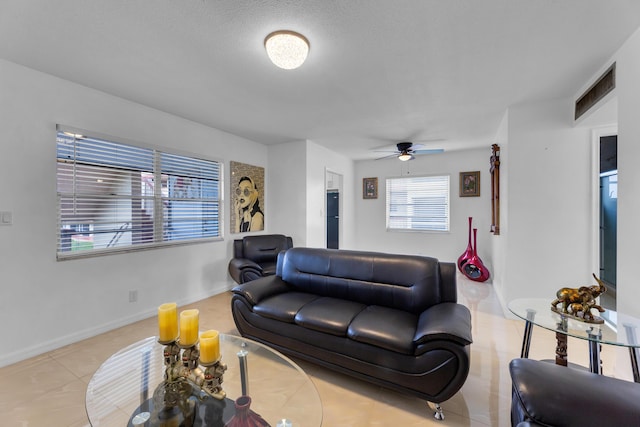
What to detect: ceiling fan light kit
<box><xmin>398</xmin><ymin>151</ymin><xmax>414</xmax><ymax>161</ymax></box>
<box><xmin>264</xmin><ymin>30</ymin><xmax>309</xmax><ymax>70</ymax></box>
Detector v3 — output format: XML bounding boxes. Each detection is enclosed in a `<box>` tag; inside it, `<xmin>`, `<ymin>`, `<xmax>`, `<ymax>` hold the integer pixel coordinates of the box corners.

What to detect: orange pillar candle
<box><xmin>200</xmin><ymin>330</ymin><xmax>221</xmax><ymax>364</ymax></box>
<box><xmin>158</xmin><ymin>303</ymin><xmax>178</xmax><ymax>342</ymax></box>
<box><xmin>179</xmin><ymin>309</ymin><xmax>200</xmax><ymax>346</ymax></box>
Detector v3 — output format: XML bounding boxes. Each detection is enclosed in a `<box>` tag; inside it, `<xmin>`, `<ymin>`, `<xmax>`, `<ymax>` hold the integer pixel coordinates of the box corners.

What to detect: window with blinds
<box><xmin>56</xmin><ymin>127</ymin><xmax>222</xmax><ymax>259</ymax></box>
<box><xmin>386</xmin><ymin>175</ymin><xmax>450</xmax><ymax>232</ymax></box>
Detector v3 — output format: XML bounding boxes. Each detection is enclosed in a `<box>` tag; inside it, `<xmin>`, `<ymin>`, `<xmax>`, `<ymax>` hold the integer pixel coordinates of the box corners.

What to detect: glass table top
<box><xmin>508</xmin><ymin>298</ymin><xmax>640</xmax><ymax>348</ymax></box>
<box><xmin>86</xmin><ymin>334</ymin><xmax>322</xmax><ymax>427</ymax></box>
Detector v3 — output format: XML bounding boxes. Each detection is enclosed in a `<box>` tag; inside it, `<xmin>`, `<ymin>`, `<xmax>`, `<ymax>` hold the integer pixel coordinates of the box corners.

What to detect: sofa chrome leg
<box><xmin>427</xmin><ymin>401</ymin><xmax>444</xmax><ymax>420</ymax></box>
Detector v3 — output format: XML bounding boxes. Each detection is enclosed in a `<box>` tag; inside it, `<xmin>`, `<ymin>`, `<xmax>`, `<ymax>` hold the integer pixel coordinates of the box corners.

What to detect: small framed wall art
<box><xmin>363</xmin><ymin>177</ymin><xmax>378</xmax><ymax>199</ymax></box>
<box><xmin>459</xmin><ymin>171</ymin><xmax>480</xmax><ymax>197</ymax></box>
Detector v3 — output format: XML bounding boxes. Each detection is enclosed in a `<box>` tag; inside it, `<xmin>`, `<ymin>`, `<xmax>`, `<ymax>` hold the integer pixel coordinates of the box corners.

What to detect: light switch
<box><xmin>1</xmin><ymin>211</ymin><xmax>12</xmax><ymax>225</ymax></box>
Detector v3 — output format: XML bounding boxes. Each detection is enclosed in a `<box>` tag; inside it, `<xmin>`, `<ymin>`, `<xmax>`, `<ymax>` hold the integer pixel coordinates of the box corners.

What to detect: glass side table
<box><xmin>509</xmin><ymin>298</ymin><xmax>640</xmax><ymax>382</ymax></box>
<box><xmin>86</xmin><ymin>334</ymin><xmax>322</xmax><ymax>426</ymax></box>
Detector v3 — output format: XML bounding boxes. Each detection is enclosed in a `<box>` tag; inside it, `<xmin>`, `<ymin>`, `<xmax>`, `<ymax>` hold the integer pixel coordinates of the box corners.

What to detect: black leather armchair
<box><xmin>510</xmin><ymin>358</ymin><xmax>640</xmax><ymax>426</ymax></box>
<box><xmin>228</xmin><ymin>234</ymin><xmax>293</xmax><ymax>284</ymax></box>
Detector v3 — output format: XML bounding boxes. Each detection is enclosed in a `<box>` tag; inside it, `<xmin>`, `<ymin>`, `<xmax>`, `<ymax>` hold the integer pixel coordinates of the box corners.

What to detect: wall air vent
<box><xmin>575</xmin><ymin>62</ymin><xmax>616</xmax><ymax>120</ymax></box>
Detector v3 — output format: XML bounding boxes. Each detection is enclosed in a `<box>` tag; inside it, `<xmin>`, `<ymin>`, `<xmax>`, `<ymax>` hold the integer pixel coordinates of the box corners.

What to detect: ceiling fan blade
<box><xmin>414</xmin><ymin>138</ymin><xmax>446</xmax><ymax>144</ymax></box>
<box><xmin>413</xmin><ymin>149</ymin><xmax>444</xmax><ymax>155</ymax></box>
<box><xmin>373</xmin><ymin>149</ymin><xmax>400</xmax><ymax>153</ymax></box>
<box><xmin>375</xmin><ymin>153</ymin><xmax>399</xmax><ymax>160</ymax></box>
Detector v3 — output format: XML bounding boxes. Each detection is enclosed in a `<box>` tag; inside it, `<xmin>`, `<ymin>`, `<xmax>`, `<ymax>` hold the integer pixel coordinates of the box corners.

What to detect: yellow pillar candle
<box><xmin>200</xmin><ymin>330</ymin><xmax>221</xmax><ymax>364</ymax></box>
<box><xmin>179</xmin><ymin>309</ymin><xmax>200</xmax><ymax>346</ymax></box>
<box><xmin>158</xmin><ymin>303</ymin><xmax>178</xmax><ymax>343</ymax></box>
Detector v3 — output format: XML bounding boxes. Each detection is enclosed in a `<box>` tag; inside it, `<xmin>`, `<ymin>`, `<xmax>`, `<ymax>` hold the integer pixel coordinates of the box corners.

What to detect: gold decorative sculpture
<box><xmin>550</xmin><ymin>274</ymin><xmax>606</xmax><ymax>324</ymax></box>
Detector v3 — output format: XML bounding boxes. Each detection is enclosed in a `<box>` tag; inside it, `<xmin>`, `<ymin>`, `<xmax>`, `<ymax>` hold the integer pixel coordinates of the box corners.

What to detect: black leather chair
<box><xmin>228</xmin><ymin>234</ymin><xmax>293</xmax><ymax>284</ymax></box>
<box><xmin>510</xmin><ymin>358</ymin><xmax>640</xmax><ymax>426</ymax></box>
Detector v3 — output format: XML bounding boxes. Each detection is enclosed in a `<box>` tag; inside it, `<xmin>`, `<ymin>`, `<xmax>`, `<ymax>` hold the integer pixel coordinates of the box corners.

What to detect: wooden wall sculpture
<box><xmin>490</xmin><ymin>144</ymin><xmax>500</xmax><ymax>235</ymax></box>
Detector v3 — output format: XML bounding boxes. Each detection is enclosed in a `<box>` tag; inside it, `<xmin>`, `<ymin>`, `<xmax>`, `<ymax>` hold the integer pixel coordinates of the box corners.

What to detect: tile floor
<box><xmin>1</xmin><ymin>275</ymin><xmax>630</xmax><ymax>426</ymax></box>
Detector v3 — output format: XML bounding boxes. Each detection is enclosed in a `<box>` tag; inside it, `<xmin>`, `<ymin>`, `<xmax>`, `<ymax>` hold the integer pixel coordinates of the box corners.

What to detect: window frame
<box><xmin>56</xmin><ymin>125</ymin><xmax>224</xmax><ymax>260</ymax></box>
<box><xmin>385</xmin><ymin>174</ymin><xmax>450</xmax><ymax>233</ymax></box>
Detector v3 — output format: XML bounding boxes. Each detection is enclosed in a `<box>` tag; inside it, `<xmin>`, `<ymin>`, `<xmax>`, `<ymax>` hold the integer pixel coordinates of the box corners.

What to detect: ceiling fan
<box><xmin>375</xmin><ymin>142</ymin><xmax>444</xmax><ymax>161</ymax></box>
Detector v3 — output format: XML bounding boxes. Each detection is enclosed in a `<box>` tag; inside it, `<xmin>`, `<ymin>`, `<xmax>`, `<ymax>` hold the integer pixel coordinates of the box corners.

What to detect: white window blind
<box><xmin>56</xmin><ymin>128</ymin><xmax>221</xmax><ymax>259</ymax></box>
<box><xmin>386</xmin><ymin>175</ymin><xmax>450</xmax><ymax>232</ymax></box>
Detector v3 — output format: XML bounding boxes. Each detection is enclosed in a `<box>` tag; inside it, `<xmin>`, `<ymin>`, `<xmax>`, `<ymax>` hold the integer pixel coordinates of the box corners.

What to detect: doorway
<box><xmin>325</xmin><ymin>170</ymin><xmax>342</xmax><ymax>249</ymax></box>
<box><xmin>599</xmin><ymin>135</ymin><xmax>617</xmax><ymax>312</ymax></box>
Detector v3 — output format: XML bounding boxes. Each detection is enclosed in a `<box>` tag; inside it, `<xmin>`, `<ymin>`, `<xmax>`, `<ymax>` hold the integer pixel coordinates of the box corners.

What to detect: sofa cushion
<box><xmin>294</xmin><ymin>297</ymin><xmax>366</xmax><ymax>336</ymax></box>
<box><xmin>253</xmin><ymin>292</ymin><xmax>319</xmax><ymax>322</ymax></box>
<box><xmin>347</xmin><ymin>305</ymin><xmax>417</xmax><ymax>354</ymax></box>
<box><xmin>280</xmin><ymin>247</ymin><xmax>443</xmax><ymax>314</ymax></box>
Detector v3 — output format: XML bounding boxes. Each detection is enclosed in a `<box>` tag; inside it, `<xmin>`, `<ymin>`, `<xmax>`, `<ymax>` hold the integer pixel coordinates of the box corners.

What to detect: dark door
<box><xmin>327</xmin><ymin>191</ymin><xmax>339</xmax><ymax>249</ymax></box>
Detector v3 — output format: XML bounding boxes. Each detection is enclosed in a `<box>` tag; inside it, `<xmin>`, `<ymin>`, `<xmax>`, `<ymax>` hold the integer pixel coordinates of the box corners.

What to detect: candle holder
<box><xmin>140</xmin><ymin>339</ymin><xmax>227</xmax><ymax>425</ymax></box>
<box><xmin>159</xmin><ymin>339</ymin><xmax>227</xmax><ymax>400</ymax></box>
<box><xmin>201</xmin><ymin>357</ymin><xmax>228</xmax><ymax>400</ymax></box>
<box><xmin>146</xmin><ymin>338</ymin><xmax>229</xmax><ymax>426</ymax></box>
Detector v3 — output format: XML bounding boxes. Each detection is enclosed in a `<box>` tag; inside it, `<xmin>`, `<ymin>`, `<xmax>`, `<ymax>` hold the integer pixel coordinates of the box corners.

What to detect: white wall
<box><xmin>0</xmin><ymin>59</ymin><xmax>267</xmax><ymax>367</ymax></box>
<box><xmin>353</xmin><ymin>148</ymin><xmax>492</xmax><ymax>266</ymax></box>
<box><xmin>266</xmin><ymin>141</ymin><xmax>308</xmax><ymax>245</ymax></box>
<box><xmin>495</xmin><ymin>25</ymin><xmax>640</xmax><ymax>320</ymax></box>
<box><xmin>614</xmin><ymin>27</ymin><xmax>640</xmax><ymax>319</ymax></box>
<box><xmin>306</xmin><ymin>141</ymin><xmax>355</xmax><ymax>249</ymax></box>
<box><xmin>498</xmin><ymin>97</ymin><xmax>594</xmax><ymax>305</ymax></box>
<box><xmin>267</xmin><ymin>140</ymin><xmax>355</xmax><ymax>249</ymax></box>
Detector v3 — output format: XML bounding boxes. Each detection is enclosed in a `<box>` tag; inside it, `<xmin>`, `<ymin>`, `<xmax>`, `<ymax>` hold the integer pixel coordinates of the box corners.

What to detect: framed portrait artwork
<box><xmin>363</xmin><ymin>177</ymin><xmax>378</xmax><ymax>199</ymax></box>
<box><xmin>230</xmin><ymin>161</ymin><xmax>265</xmax><ymax>233</ymax></box>
<box><xmin>460</xmin><ymin>171</ymin><xmax>480</xmax><ymax>197</ymax></box>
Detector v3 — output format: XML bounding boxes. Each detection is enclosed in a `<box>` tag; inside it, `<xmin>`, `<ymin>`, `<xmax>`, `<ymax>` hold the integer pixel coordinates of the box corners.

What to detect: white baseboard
<box><xmin>0</xmin><ymin>283</ymin><xmax>231</xmax><ymax>368</ymax></box>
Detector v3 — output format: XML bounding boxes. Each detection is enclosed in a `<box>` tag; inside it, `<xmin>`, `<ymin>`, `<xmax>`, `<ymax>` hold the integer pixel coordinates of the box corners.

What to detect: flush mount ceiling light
<box><xmin>264</xmin><ymin>30</ymin><xmax>309</xmax><ymax>70</ymax></box>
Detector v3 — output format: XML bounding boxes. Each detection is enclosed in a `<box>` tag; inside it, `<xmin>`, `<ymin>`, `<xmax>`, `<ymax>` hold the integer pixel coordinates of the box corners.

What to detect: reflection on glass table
<box><xmin>509</xmin><ymin>298</ymin><xmax>640</xmax><ymax>382</ymax></box>
<box><xmin>86</xmin><ymin>334</ymin><xmax>322</xmax><ymax>426</ymax></box>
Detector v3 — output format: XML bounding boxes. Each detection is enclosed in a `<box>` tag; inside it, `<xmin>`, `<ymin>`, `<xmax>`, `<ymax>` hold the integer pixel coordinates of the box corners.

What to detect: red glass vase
<box><xmin>462</xmin><ymin>228</ymin><xmax>491</xmax><ymax>282</ymax></box>
<box><xmin>457</xmin><ymin>217</ymin><xmax>475</xmax><ymax>273</ymax></box>
<box><xmin>225</xmin><ymin>396</ymin><xmax>270</xmax><ymax>427</ymax></box>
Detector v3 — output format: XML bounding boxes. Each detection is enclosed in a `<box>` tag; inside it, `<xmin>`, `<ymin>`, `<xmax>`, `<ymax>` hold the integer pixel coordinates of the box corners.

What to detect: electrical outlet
<box><xmin>129</xmin><ymin>290</ymin><xmax>138</xmax><ymax>303</ymax></box>
<box><xmin>0</xmin><ymin>211</ymin><xmax>12</xmax><ymax>226</ymax></box>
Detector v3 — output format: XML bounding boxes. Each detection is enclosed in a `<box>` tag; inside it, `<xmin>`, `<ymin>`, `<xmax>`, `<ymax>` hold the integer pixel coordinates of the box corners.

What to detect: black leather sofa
<box><xmin>510</xmin><ymin>358</ymin><xmax>640</xmax><ymax>426</ymax></box>
<box><xmin>231</xmin><ymin>247</ymin><xmax>472</xmax><ymax>419</ymax></box>
<box><xmin>228</xmin><ymin>234</ymin><xmax>293</xmax><ymax>284</ymax></box>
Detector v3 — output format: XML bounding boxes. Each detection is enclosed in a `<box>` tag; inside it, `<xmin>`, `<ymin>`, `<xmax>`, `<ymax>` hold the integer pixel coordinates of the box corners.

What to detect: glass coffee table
<box><xmin>86</xmin><ymin>334</ymin><xmax>322</xmax><ymax>426</ymax></box>
<box><xmin>509</xmin><ymin>298</ymin><xmax>640</xmax><ymax>382</ymax></box>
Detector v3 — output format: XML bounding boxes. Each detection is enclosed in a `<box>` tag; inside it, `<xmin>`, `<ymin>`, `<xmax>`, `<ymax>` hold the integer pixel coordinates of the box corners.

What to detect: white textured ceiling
<box><xmin>1</xmin><ymin>0</ymin><xmax>639</xmax><ymax>160</ymax></box>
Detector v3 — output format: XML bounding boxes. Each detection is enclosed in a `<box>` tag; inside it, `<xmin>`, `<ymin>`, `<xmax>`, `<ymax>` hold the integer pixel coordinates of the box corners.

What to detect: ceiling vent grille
<box><xmin>575</xmin><ymin>63</ymin><xmax>616</xmax><ymax>120</ymax></box>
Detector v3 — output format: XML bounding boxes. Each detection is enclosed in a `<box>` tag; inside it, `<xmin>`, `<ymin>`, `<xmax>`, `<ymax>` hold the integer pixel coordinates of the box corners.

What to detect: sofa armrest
<box><xmin>232</xmin><ymin>275</ymin><xmax>291</xmax><ymax>306</ymax></box>
<box><xmin>228</xmin><ymin>258</ymin><xmax>263</xmax><ymax>284</ymax></box>
<box><xmin>413</xmin><ymin>303</ymin><xmax>472</xmax><ymax>346</ymax></box>
<box><xmin>229</xmin><ymin>257</ymin><xmax>263</xmax><ymax>273</ymax></box>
